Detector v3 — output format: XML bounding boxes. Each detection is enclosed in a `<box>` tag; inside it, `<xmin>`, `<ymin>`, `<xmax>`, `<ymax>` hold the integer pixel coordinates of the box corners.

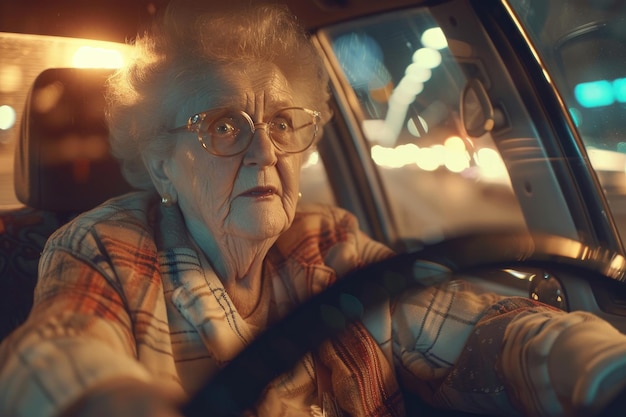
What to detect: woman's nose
<box><xmin>243</xmin><ymin>123</ymin><xmax>278</xmax><ymax>166</ymax></box>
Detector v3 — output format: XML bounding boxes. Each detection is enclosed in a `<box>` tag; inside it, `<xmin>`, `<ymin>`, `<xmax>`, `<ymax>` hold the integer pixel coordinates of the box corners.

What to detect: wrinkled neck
<box><xmin>189</xmin><ymin>226</ymin><xmax>277</xmax><ymax>317</ymax></box>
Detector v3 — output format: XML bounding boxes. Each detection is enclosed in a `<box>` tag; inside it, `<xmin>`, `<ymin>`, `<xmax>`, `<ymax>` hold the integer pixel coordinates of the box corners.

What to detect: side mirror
<box><xmin>460</xmin><ymin>78</ymin><xmax>495</xmax><ymax>138</ymax></box>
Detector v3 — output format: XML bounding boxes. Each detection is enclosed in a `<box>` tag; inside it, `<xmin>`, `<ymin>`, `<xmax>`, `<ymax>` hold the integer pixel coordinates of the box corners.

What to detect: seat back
<box><xmin>0</xmin><ymin>68</ymin><xmax>133</xmax><ymax>341</ymax></box>
<box><xmin>15</xmin><ymin>68</ymin><xmax>132</xmax><ymax>211</ymax></box>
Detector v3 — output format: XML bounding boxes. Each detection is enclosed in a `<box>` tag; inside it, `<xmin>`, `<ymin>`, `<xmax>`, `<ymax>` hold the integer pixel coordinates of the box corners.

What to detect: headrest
<box><xmin>14</xmin><ymin>68</ymin><xmax>133</xmax><ymax>212</ymax></box>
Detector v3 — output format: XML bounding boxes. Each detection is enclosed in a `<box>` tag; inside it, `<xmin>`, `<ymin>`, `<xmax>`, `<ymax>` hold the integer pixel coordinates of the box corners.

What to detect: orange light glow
<box><xmin>71</xmin><ymin>46</ymin><xmax>125</xmax><ymax>68</ymax></box>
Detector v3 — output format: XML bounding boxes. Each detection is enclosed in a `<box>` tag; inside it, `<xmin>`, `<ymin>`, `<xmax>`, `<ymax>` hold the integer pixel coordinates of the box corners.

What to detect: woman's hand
<box><xmin>60</xmin><ymin>377</ymin><xmax>185</xmax><ymax>417</ymax></box>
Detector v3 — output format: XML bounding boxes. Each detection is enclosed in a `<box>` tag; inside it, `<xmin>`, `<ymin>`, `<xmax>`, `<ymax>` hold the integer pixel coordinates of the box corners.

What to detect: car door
<box><xmin>296</xmin><ymin>0</ymin><xmax>626</xmax><ymax>321</ymax></box>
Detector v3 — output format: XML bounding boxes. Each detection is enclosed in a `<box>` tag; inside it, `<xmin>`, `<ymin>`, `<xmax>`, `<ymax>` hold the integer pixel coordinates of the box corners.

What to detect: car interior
<box><xmin>2</xmin><ymin>0</ymin><xmax>626</xmax><ymax>416</ymax></box>
<box><xmin>0</xmin><ymin>0</ymin><xmax>538</xmax><ymax>342</ymax></box>
<box><xmin>0</xmin><ymin>67</ymin><xmax>134</xmax><ymax>340</ymax></box>
<box><xmin>4</xmin><ymin>63</ymin><xmax>626</xmax><ymax>417</ymax></box>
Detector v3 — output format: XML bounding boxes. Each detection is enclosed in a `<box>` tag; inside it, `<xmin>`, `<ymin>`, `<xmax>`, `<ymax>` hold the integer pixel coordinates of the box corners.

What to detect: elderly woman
<box><xmin>1</xmin><ymin>2</ymin><xmax>626</xmax><ymax>417</ymax></box>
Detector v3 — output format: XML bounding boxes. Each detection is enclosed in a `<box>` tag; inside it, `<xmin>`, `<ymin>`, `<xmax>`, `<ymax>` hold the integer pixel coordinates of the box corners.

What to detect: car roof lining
<box><xmin>0</xmin><ymin>0</ymin><xmax>432</xmax><ymax>42</ymax></box>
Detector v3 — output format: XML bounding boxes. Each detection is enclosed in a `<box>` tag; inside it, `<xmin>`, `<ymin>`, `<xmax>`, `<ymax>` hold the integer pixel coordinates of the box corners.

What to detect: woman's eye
<box><xmin>211</xmin><ymin>119</ymin><xmax>237</xmax><ymax>137</ymax></box>
<box><xmin>272</xmin><ymin>117</ymin><xmax>293</xmax><ymax>131</ymax></box>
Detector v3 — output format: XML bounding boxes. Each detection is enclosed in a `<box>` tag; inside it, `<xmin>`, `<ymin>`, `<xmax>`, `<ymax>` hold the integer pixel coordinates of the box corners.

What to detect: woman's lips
<box><xmin>240</xmin><ymin>186</ymin><xmax>278</xmax><ymax>198</ymax></box>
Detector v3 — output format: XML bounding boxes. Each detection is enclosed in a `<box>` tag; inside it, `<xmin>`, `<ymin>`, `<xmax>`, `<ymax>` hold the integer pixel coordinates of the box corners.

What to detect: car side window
<box><xmin>298</xmin><ymin>150</ymin><xmax>336</xmax><ymax>207</ymax></box>
<box><xmin>318</xmin><ymin>6</ymin><xmax>527</xmax><ymax>245</ymax></box>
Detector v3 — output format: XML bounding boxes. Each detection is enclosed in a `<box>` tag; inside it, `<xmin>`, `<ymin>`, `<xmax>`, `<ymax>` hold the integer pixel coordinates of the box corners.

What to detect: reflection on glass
<box><xmin>0</xmin><ymin>105</ymin><xmax>16</xmax><ymax>131</ymax></box>
<box><xmin>299</xmin><ymin>150</ymin><xmax>336</xmax><ymax>206</ymax></box>
<box><xmin>421</xmin><ymin>27</ymin><xmax>448</xmax><ymax>50</ymax></box>
<box><xmin>529</xmin><ymin>272</ymin><xmax>567</xmax><ymax>310</ymax></box>
<box><xmin>323</xmin><ymin>7</ymin><xmax>526</xmax><ymax>244</ymax></box>
<box><xmin>509</xmin><ymin>0</ymin><xmax>626</xmax><ymax>248</ymax></box>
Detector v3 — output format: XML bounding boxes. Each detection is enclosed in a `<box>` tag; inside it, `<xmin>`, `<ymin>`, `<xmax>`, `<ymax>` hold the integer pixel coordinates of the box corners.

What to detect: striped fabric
<box><xmin>0</xmin><ymin>190</ymin><xmax>617</xmax><ymax>417</ymax></box>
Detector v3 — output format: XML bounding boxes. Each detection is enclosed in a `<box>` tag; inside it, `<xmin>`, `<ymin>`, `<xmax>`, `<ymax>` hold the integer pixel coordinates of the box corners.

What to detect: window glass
<box><xmin>319</xmin><ymin>7</ymin><xmax>526</xmax><ymax>244</ymax></box>
<box><xmin>509</xmin><ymin>0</ymin><xmax>626</xmax><ymax>246</ymax></box>
<box><xmin>299</xmin><ymin>150</ymin><xmax>336</xmax><ymax>207</ymax></box>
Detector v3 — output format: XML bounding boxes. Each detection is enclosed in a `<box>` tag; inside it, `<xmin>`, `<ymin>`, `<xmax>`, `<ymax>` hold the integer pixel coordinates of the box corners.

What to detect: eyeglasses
<box><xmin>169</xmin><ymin>107</ymin><xmax>321</xmax><ymax>157</ymax></box>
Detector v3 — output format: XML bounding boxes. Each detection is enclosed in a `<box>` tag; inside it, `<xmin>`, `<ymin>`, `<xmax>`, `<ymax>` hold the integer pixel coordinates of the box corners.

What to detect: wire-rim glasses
<box><xmin>169</xmin><ymin>107</ymin><xmax>321</xmax><ymax>157</ymax></box>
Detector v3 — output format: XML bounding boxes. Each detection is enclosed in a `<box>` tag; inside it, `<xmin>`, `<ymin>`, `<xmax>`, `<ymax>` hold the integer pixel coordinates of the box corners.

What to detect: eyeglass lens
<box><xmin>200</xmin><ymin>108</ymin><xmax>317</xmax><ymax>156</ymax></box>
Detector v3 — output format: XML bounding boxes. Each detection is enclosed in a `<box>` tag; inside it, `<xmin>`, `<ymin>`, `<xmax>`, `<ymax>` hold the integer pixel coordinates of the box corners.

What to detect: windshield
<box><xmin>509</xmin><ymin>0</ymin><xmax>626</xmax><ymax>247</ymax></box>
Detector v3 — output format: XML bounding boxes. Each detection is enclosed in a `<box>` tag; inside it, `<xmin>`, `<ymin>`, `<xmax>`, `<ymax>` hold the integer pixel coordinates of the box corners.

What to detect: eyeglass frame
<box><xmin>168</xmin><ymin>106</ymin><xmax>322</xmax><ymax>157</ymax></box>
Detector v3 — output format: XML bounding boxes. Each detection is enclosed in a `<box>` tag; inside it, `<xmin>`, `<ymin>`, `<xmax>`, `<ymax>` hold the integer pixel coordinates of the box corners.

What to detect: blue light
<box><xmin>568</xmin><ymin>107</ymin><xmax>581</xmax><ymax>127</ymax></box>
<box><xmin>614</xmin><ymin>78</ymin><xmax>626</xmax><ymax>103</ymax></box>
<box><xmin>333</xmin><ymin>33</ymin><xmax>385</xmax><ymax>89</ymax></box>
<box><xmin>574</xmin><ymin>80</ymin><xmax>614</xmax><ymax>108</ymax></box>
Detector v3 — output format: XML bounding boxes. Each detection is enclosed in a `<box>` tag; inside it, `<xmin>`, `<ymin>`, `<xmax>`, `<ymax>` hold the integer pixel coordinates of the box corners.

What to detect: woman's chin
<box><xmin>228</xmin><ymin>202</ymin><xmax>291</xmax><ymax>241</ymax></box>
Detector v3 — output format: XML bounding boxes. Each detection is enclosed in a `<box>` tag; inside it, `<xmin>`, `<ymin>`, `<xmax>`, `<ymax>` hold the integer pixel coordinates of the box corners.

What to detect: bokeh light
<box><xmin>0</xmin><ymin>65</ymin><xmax>23</xmax><ymax>93</ymax></box>
<box><xmin>475</xmin><ymin>147</ymin><xmax>507</xmax><ymax>179</ymax></box>
<box><xmin>0</xmin><ymin>105</ymin><xmax>17</xmax><ymax>130</ymax></box>
<box><xmin>444</xmin><ymin>136</ymin><xmax>466</xmax><ymax>152</ymax></box>
<box><xmin>421</xmin><ymin>27</ymin><xmax>448</xmax><ymax>50</ymax></box>
<box><xmin>71</xmin><ymin>46</ymin><xmax>125</xmax><ymax>68</ymax></box>
<box><xmin>412</xmin><ymin>48</ymin><xmax>442</xmax><ymax>69</ymax></box>
<box><xmin>405</xmin><ymin>64</ymin><xmax>432</xmax><ymax>83</ymax></box>
<box><xmin>614</xmin><ymin>78</ymin><xmax>626</xmax><ymax>103</ymax></box>
<box><xmin>574</xmin><ymin>80</ymin><xmax>613</xmax><ymax>108</ymax></box>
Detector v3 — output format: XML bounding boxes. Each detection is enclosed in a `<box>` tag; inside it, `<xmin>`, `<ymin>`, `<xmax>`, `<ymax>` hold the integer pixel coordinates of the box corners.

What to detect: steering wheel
<box><xmin>180</xmin><ymin>231</ymin><xmax>626</xmax><ymax>417</ymax></box>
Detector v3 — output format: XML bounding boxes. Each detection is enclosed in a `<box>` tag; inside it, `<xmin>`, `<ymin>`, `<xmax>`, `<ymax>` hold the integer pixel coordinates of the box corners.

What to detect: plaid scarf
<box><xmin>317</xmin><ymin>322</ymin><xmax>405</xmax><ymax>417</ymax></box>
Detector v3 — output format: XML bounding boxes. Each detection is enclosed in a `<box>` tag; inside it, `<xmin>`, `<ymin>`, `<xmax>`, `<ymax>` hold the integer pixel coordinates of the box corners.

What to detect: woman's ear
<box><xmin>143</xmin><ymin>155</ymin><xmax>178</xmax><ymax>203</ymax></box>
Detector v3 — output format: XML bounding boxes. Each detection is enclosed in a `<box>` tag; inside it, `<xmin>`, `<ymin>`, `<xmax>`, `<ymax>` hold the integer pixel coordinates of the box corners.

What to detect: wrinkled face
<box><xmin>151</xmin><ymin>64</ymin><xmax>306</xmax><ymax>243</ymax></box>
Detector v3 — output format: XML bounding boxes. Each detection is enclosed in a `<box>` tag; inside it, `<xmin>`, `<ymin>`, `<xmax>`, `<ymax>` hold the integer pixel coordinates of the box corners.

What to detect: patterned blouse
<box><xmin>0</xmin><ymin>191</ymin><xmax>610</xmax><ymax>417</ymax></box>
